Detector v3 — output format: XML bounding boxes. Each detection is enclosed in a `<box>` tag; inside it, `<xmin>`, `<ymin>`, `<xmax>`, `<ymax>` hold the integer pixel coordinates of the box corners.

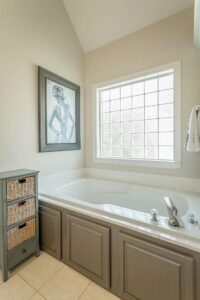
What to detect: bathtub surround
<box><xmin>39</xmin><ymin>168</ymin><xmax>200</xmax><ymax>194</ymax></box>
<box><xmin>84</xmin><ymin>8</ymin><xmax>200</xmax><ymax>179</ymax></box>
<box><xmin>39</xmin><ymin>193</ymin><xmax>200</xmax><ymax>299</ymax></box>
<box><xmin>39</xmin><ymin>174</ymin><xmax>200</xmax><ymax>246</ymax></box>
<box><xmin>38</xmin><ymin>168</ymin><xmax>200</xmax><ymax>299</ymax></box>
<box><xmin>0</xmin><ymin>0</ymin><xmax>84</xmax><ymax>176</ymax></box>
<box><xmin>85</xmin><ymin>168</ymin><xmax>200</xmax><ymax>193</ymax></box>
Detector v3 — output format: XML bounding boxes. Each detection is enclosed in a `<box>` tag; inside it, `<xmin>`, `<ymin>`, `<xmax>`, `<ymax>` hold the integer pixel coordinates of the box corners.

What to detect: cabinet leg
<box><xmin>35</xmin><ymin>247</ymin><xmax>40</xmax><ymax>257</ymax></box>
<box><xmin>2</xmin><ymin>265</ymin><xmax>8</xmax><ymax>282</ymax></box>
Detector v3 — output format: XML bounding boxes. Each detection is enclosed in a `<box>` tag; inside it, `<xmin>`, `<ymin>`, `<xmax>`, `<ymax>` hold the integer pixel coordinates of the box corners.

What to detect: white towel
<box><xmin>185</xmin><ymin>106</ymin><xmax>200</xmax><ymax>152</ymax></box>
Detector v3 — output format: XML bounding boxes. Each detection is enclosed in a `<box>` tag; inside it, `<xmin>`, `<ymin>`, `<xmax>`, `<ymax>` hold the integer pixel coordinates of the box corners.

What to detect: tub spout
<box><xmin>164</xmin><ymin>197</ymin><xmax>183</xmax><ymax>227</ymax></box>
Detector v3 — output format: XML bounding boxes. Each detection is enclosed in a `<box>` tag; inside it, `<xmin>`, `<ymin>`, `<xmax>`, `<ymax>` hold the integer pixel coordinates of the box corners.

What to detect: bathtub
<box><xmin>39</xmin><ymin>176</ymin><xmax>200</xmax><ymax>250</ymax></box>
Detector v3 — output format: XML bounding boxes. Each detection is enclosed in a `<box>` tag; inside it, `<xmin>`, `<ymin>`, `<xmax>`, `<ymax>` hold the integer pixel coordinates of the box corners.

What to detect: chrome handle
<box><xmin>187</xmin><ymin>211</ymin><xmax>198</xmax><ymax>224</ymax></box>
<box><xmin>150</xmin><ymin>209</ymin><xmax>160</xmax><ymax>222</ymax></box>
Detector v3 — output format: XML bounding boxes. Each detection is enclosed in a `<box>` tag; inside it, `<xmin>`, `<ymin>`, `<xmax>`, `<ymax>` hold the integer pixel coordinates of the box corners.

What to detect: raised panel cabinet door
<box><xmin>119</xmin><ymin>233</ymin><xmax>194</xmax><ymax>300</ymax></box>
<box><xmin>63</xmin><ymin>214</ymin><xmax>110</xmax><ymax>288</ymax></box>
<box><xmin>39</xmin><ymin>205</ymin><xmax>61</xmax><ymax>259</ymax></box>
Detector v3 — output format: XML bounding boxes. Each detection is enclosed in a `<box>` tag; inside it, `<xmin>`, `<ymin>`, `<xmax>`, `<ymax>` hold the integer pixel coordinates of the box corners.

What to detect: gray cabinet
<box><xmin>39</xmin><ymin>201</ymin><xmax>199</xmax><ymax>300</ymax></box>
<box><xmin>39</xmin><ymin>205</ymin><xmax>61</xmax><ymax>259</ymax></box>
<box><xmin>0</xmin><ymin>169</ymin><xmax>39</xmax><ymax>282</ymax></box>
<box><xmin>63</xmin><ymin>214</ymin><xmax>110</xmax><ymax>289</ymax></box>
<box><xmin>119</xmin><ymin>233</ymin><xmax>194</xmax><ymax>300</ymax></box>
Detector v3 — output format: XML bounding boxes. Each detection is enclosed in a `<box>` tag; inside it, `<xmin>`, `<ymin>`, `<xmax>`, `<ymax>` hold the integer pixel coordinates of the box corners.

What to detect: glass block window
<box><xmin>96</xmin><ymin>68</ymin><xmax>177</xmax><ymax>163</ymax></box>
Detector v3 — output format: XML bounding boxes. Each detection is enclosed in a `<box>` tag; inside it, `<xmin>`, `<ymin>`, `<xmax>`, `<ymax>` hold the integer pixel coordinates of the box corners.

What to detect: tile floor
<box><xmin>0</xmin><ymin>252</ymin><xmax>120</xmax><ymax>300</ymax></box>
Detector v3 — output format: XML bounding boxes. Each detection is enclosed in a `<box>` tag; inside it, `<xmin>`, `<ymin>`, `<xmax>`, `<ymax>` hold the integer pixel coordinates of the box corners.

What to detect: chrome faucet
<box><xmin>164</xmin><ymin>197</ymin><xmax>183</xmax><ymax>227</ymax></box>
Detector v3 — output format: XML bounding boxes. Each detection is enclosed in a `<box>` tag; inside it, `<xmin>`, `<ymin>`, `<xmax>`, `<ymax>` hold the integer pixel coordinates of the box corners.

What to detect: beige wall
<box><xmin>84</xmin><ymin>8</ymin><xmax>200</xmax><ymax>179</ymax></box>
<box><xmin>0</xmin><ymin>0</ymin><xmax>84</xmax><ymax>176</ymax></box>
<box><xmin>1</xmin><ymin>4</ymin><xmax>200</xmax><ymax>179</ymax></box>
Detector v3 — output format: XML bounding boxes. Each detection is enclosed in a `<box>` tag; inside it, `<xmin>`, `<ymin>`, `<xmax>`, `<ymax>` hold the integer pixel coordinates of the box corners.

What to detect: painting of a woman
<box><xmin>46</xmin><ymin>80</ymin><xmax>76</xmax><ymax>144</ymax></box>
<box><xmin>48</xmin><ymin>85</ymin><xmax>75</xmax><ymax>143</ymax></box>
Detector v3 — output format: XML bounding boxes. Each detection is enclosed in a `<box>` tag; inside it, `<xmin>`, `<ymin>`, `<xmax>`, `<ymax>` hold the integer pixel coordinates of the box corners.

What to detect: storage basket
<box><xmin>7</xmin><ymin>218</ymin><xmax>36</xmax><ymax>251</ymax></box>
<box><xmin>7</xmin><ymin>198</ymin><xmax>35</xmax><ymax>226</ymax></box>
<box><xmin>6</xmin><ymin>176</ymin><xmax>35</xmax><ymax>201</ymax></box>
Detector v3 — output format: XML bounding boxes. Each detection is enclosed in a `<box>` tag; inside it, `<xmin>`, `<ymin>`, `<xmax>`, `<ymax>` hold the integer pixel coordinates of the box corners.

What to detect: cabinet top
<box><xmin>0</xmin><ymin>169</ymin><xmax>39</xmax><ymax>180</ymax></box>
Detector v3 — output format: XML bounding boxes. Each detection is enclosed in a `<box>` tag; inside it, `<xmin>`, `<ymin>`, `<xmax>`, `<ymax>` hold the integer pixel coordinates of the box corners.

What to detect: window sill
<box><xmin>93</xmin><ymin>157</ymin><xmax>181</xmax><ymax>169</ymax></box>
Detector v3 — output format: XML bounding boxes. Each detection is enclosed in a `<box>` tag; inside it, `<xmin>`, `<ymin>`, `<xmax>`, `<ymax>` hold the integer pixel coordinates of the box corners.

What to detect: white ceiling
<box><xmin>63</xmin><ymin>0</ymin><xmax>193</xmax><ymax>53</ymax></box>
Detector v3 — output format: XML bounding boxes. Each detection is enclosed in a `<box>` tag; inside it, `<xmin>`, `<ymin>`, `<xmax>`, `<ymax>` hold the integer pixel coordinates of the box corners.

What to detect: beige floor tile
<box><xmin>0</xmin><ymin>274</ymin><xmax>35</xmax><ymax>300</ymax></box>
<box><xmin>14</xmin><ymin>254</ymin><xmax>38</xmax><ymax>273</ymax></box>
<box><xmin>79</xmin><ymin>282</ymin><xmax>120</xmax><ymax>300</ymax></box>
<box><xmin>0</xmin><ymin>269</ymin><xmax>16</xmax><ymax>286</ymax></box>
<box><xmin>17</xmin><ymin>252</ymin><xmax>64</xmax><ymax>290</ymax></box>
<box><xmin>0</xmin><ymin>273</ymin><xmax>2</xmax><ymax>286</ymax></box>
<box><xmin>39</xmin><ymin>264</ymin><xmax>90</xmax><ymax>300</ymax></box>
<box><xmin>30</xmin><ymin>292</ymin><xmax>46</xmax><ymax>300</ymax></box>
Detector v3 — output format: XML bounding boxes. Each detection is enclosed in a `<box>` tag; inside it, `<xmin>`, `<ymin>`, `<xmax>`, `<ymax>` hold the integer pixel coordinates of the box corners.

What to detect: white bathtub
<box><xmin>39</xmin><ymin>176</ymin><xmax>200</xmax><ymax>250</ymax></box>
<box><xmin>54</xmin><ymin>178</ymin><xmax>190</xmax><ymax>216</ymax></box>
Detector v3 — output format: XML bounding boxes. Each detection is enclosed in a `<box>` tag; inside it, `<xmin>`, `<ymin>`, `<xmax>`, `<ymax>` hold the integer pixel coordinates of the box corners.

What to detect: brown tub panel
<box><xmin>63</xmin><ymin>213</ymin><xmax>110</xmax><ymax>289</ymax></box>
<box><xmin>119</xmin><ymin>232</ymin><xmax>194</xmax><ymax>300</ymax></box>
<box><xmin>39</xmin><ymin>205</ymin><xmax>61</xmax><ymax>259</ymax></box>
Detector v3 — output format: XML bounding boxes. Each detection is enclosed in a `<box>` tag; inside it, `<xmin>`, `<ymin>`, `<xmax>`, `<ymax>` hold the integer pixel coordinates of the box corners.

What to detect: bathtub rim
<box><xmin>39</xmin><ymin>193</ymin><xmax>200</xmax><ymax>254</ymax></box>
<box><xmin>40</xmin><ymin>176</ymin><xmax>200</xmax><ymax>220</ymax></box>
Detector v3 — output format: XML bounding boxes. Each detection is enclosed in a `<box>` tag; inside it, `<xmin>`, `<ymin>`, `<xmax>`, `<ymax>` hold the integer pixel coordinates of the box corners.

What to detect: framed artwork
<box><xmin>38</xmin><ymin>67</ymin><xmax>81</xmax><ymax>152</ymax></box>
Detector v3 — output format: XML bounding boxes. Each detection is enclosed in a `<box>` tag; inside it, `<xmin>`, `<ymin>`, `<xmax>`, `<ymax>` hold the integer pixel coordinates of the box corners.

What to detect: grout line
<box><xmin>28</xmin><ymin>291</ymin><xmax>37</xmax><ymax>300</ymax></box>
<box><xmin>17</xmin><ymin>256</ymin><xmax>65</xmax><ymax>292</ymax></box>
<box><xmin>77</xmin><ymin>281</ymin><xmax>92</xmax><ymax>300</ymax></box>
<box><xmin>14</xmin><ymin>254</ymin><xmax>38</xmax><ymax>273</ymax></box>
<box><xmin>37</xmin><ymin>263</ymin><xmax>65</xmax><ymax>292</ymax></box>
<box><xmin>17</xmin><ymin>273</ymin><xmax>38</xmax><ymax>293</ymax></box>
<box><xmin>28</xmin><ymin>290</ymin><xmax>47</xmax><ymax>300</ymax></box>
<box><xmin>28</xmin><ymin>291</ymin><xmax>39</xmax><ymax>300</ymax></box>
<box><xmin>0</xmin><ymin>270</ymin><xmax>18</xmax><ymax>288</ymax></box>
<box><xmin>37</xmin><ymin>290</ymin><xmax>48</xmax><ymax>300</ymax></box>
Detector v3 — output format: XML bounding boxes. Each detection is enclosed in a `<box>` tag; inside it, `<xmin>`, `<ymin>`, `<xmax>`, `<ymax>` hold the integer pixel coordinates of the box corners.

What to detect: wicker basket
<box><xmin>7</xmin><ymin>218</ymin><xmax>36</xmax><ymax>251</ymax></box>
<box><xmin>6</xmin><ymin>176</ymin><xmax>35</xmax><ymax>201</ymax></box>
<box><xmin>7</xmin><ymin>198</ymin><xmax>36</xmax><ymax>226</ymax></box>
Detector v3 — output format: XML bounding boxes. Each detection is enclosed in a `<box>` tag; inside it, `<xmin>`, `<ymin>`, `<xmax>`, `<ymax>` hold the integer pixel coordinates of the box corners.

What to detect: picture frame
<box><xmin>38</xmin><ymin>66</ymin><xmax>81</xmax><ymax>152</ymax></box>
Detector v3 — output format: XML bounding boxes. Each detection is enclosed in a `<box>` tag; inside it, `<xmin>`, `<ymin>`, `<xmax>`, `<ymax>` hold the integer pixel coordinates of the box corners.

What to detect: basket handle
<box><xmin>19</xmin><ymin>223</ymin><xmax>27</xmax><ymax>230</ymax></box>
<box><xmin>18</xmin><ymin>178</ymin><xmax>26</xmax><ymax>184</ymax></box>
<box><xmin>18</xmin><ymin>200</ymin><xmax>26</xmax><ymax>206</ymax></box>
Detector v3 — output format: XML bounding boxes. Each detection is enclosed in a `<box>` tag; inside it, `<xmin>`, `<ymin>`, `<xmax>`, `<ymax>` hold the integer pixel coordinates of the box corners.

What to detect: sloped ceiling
<box><xmin>63</xmin><ymin>0</ymin><xmax>193</xmax><ymax>52</ymax></box>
